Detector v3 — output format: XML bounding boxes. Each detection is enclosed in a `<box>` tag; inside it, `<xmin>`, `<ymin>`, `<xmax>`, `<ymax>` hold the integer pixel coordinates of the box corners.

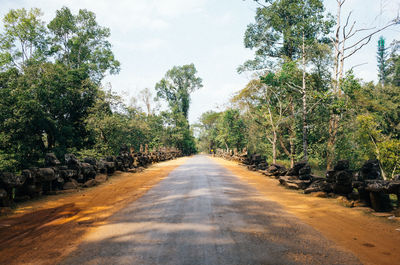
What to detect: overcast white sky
<box><xmin>1</xmin><ymin>0</ymin><xmax>400</xmax><ymax>124</ymax></box>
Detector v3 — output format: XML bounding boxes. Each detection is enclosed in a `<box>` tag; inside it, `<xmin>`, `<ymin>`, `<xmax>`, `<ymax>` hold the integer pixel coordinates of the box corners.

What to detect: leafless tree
<box><xmin>326</xmin><ymin>0</ymin><xmax>400</xmax><ymax>169</ymax></box>
<box><xmin>139</xmin><ymin>88</ymin><xmax>153</xmax><ymax>115</ymax></box>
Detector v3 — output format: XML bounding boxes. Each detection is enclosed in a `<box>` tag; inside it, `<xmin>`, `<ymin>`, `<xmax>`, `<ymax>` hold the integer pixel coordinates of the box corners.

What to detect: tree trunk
<box><xmin>266</xmin><ymin>97</ymin><xmax>278</xmax><ymax>165</ymax></box>
<box><xmin>279</xmin><ymin>135</ymin><xmax>291</xmax><ymax>157</ymax></box>
<box><xmin>272</xmin><ymin>129</ymin><xmax>277</xmax><ymax>164</ymax></box>
<box><xmin>326</xmin><ymin>115</ymin><xmax>337</xmax><ymax>170</ymax></box>
<box><xmin>302</xmin><ymin>32</ymin><xmax>308</xmax><ymax>161</ymax></box>
<box><xmin>290</xmin><ymin>133</ymin><xmax>295</xmax><ymax>167</ymax></box>
<box><xmin>327</xmin><ymin>0</ymin><xmax>342</xmax><ymax>170</ymax></box>
<box><xmin>289</xmin><ymin>99</ymin><xmax>296</xmax><ymax>167</ymax></box>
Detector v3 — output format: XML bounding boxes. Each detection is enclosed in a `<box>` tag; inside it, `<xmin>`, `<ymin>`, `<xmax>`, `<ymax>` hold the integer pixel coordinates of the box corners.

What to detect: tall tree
<box><xmin>155</xmin><ymin>64</ymin><xmax>202</xmax><ymax>154</ymax></box>
<box><xmin>0</xmin><ymin>8</ymin><xmax>47</xmax><ymax>71</ymax></box>
<box><xmin>296</xmin><ymin>0</ymin><xmax>332</xmax><ymax>161</ymax></box>
<box><xmin>377</xmin><ymin>36</ymin><xmax>388</xmax><ymax>86</ymax></box>
<box><xmin>48</xmin><ymin>7</ymin><xmax>120</xmax><ymax>83</ymax></box>
<box><xmin>139</xmin><ymin>87</ymin><xmax>155</xmax><ymax>115</ymax></box>
<box><xmin>155</xmin><ymin>64</ymin><xmax>202</xmax><ymax>120</ymax></box>
<box><xmin>242</xmin><ymin>0</ymin><xmax>332</xmax><ymax>163</ymax></box>
<box><xmin>239</xmin><ymin>0</ymin><xmax>301</xmax><ymax>73</ymax></box>
<box><xmin>326</xmin><ymin>0</ymin><xmax>399</xmax><ymax>169</ymax></box>
<box><xmin>240</xmin><ymin>0</ymin><xmax>302</xmax><ymax>165</ymax></box>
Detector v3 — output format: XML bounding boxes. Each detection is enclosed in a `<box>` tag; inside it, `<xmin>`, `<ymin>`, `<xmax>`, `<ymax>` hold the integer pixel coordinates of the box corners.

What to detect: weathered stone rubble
<box><xmin>278</xmin><ymin>161</ymin><xmax>314</xmax><ymax>190</ymax></box>
<box><xmin>0</xmin><ymin>147</ymin><xmax>182</xmax><ymax>208</ymax></box>
<box><xmin>215</xmin><ymin>150</ymin><xmax>399</xmax><ymax>213</ymax></box>
<box><xmin>352</xmin><ymin>160</ymin><xmax>398</xmax><ymax>212</ymax></box>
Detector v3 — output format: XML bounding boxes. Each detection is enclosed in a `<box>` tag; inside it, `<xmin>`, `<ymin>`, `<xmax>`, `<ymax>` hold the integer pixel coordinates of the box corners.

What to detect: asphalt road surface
<box><xmin>61</xmin><ymin>155</ymin><xmax>361</xmax><ymax>265</ymax></box>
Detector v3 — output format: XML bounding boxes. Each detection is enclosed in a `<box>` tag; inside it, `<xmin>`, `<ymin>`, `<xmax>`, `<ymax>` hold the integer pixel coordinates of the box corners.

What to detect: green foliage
<box><xmin>196</xmin><ymin>111</ymin><xmax>221</xmax><ymax>152</ymax></box>
<box><xmin>377</xmin><ymin>36</ymin><xmax>389</xmax><ymax>85</ymax></box>
<box><xmin>386</xmin><ymin>40</ymin><xmax>400</xmax><ymax>87</ymax></box>
<box><xmin>378</xmin><ymin>140</ymin><xmax>400</xmax><ymax>178</ymax></box>
<box><xmin>0</xmin><ymin>61</ymin><xmax>100</xmax><ymax>168</ymax></box>
<box><xmin>341</xmin><ymin>71</ymin><xmax>361</xmax><ymax>100</ymax></box>
<box><xmin>155</xmin><ymin>64</ymin><xmax>202</xmax><ymax>119</ymax></box>
<box><xmin>354</xmin><ymin>113</ymin><xmax>400</xmax><ymax>179</ymax></box>
<box><xmin>0</xmin><ymin>151</ymin><xmax>18</xmax><ymax>172</ymax></box>
<box><xmin>0</xmin><ymin>7</ymin><xmax>125</xmax><ymax>170</ymax></box>
<box><xmin>84</xmin><ymin>89</ymin><xmax>176</xmax><ymax>156</ymax></box>
<box><xmin>72</xmin><ymin>148</ymin><xmax>103</xmax><ymax>160</ymax></box>
<box><xmin>48</xmin><ymin>7</ymin><xmax>120</xmax><ymax>83</ymax></box>
<box><xmin>196</xmin><ymin>109</ymin><xmax>247</xmax><ymax>153</ymax></box>
<box><xmin>0</xmin><ymin>8</ymin><xmax>47</xmax><ymax>70</ymax></box>
<box><xmin>155</xmin><ymin>64</ymin><xmax>201</xmax><ymax>155</ymax></box>
<box><xmin>239</xmin><ymin>0</ymin><xmax>332</xmax><ymax>72</ymax></box>
<box><xmin>356</xmin><ymin>114</ymin><xmax>381</xmax><ymax>160</ymax></box>
<box><xmin>216</xmin><ymin>109</ymin><xmax>247</xmax><ymax>150</ymax></box>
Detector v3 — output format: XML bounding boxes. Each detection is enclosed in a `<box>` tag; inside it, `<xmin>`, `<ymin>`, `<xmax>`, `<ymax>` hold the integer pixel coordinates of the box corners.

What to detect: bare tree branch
<box><xmin>345</xmin><ymin>26</ymin><xmax>376</xmax><ymax>40</ymax></box>
<box><xmin>349</xmin><ymin>62</ymin><xmax>368</xmax><ymax>71</ymax></box>
<box><xmin>343</xmin><ymin>11</ymin><xmax>353</xmax><ymax>35</ymax></box>
<box><xmin>343</xmin><ymin>36</ymin><xmax>372</xmax><ymax>60</ymax></box>
<box><xmin>344</xmin><ymin>20</ymin><xmax>398</xmax><ymax>51</ymax></box>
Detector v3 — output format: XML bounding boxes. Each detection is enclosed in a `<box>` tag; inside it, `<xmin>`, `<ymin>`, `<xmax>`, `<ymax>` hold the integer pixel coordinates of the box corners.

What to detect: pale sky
<box><xmin>1</xmin><ymin>0</ymin><xmax>400</xmax><ymax>124</ymax></box>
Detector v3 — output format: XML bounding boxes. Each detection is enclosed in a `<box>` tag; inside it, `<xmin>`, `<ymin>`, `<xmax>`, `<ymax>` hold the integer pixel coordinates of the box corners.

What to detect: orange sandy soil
<box><xmin>0</xmin><ymin>157</ymin><xmax>188</xmax><ymax>265</ymax></box>
<box><xmin>212</xmin><ymin>156</ymin><xmax>400</xmax><ymax>265</ymax></box>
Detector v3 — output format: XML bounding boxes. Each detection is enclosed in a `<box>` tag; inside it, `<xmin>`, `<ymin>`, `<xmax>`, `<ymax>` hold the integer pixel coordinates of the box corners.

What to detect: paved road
<box><xmin>61</xmin><ymin>155</ymin><xmax>361</xmax><ymax>265</ymax></box>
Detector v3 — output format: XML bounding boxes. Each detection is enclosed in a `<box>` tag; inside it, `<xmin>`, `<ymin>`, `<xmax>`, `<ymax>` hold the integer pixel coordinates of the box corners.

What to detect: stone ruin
<box><xmin>0</xmin><ymin>147</ymin><xmax>182</xmax><ymax>208</ymax></box>
<box><xmin>215</xmin><ymin>148</ymin><xmax>248</xmax><ymax>164</ymax></box>
<box><xmin>215</xmin><ymin>150</ymin><xmax>400</xmax><ymax>213</ymax></box>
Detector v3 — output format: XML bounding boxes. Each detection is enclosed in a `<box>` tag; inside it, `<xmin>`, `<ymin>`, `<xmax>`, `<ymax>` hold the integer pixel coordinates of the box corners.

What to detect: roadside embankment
<box><xmin>212</xmin><ymin>156</ymin><xmax>400</xmax><ymax>265</ymax></box>
<box><xmin>0</xmin><ymin>157</ymin><xmax>188</xmax><ymax>265</ymax></box>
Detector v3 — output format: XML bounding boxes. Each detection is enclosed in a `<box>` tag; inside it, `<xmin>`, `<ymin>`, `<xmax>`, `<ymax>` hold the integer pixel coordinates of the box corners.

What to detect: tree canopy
<box><xmin>154</xmin><ymin>64</ymin><xmax>202</xmax><ymax>155</ymax></box>
<box><xmin>0</xmin><ymin>7</ymin><xmax>197</xmax><ymax>171</ymax></box>
<box><xmin>155</xmin><ymin>64</ymin><xmax>203</xmax><ymax>119</ymax></box>
<box><xmin>197</xmin><ymin>0</ymin><xmax>400</xmax><ymax>178</ymax></box>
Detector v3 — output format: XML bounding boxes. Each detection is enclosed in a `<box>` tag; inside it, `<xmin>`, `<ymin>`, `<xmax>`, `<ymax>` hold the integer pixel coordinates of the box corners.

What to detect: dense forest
<box><xmin>197</xmin><ymin>0</ymin><xmax>400</xmax><ymax>179</ymax></box>
<box><xmin>0</xmin><ymin>7</ymin><xmax>198</xmax><ymax>172</ymax></box>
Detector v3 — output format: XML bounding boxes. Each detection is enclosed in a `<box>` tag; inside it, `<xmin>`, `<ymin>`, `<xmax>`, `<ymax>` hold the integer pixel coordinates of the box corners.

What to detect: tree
<box><xmin>0</xmin><ymin>7</ymin><xmax>121</xmax><ymax>170</ymax></box>
<box><xmin>233</xmin><ymin>78</ymin><xmax>288</xmax><ymax>164</ymax></box>
<box><xmin>216</xmin><ymin>109</ymin><xmax>247</xmax><ymax>151</ymax></box>
<box><xmin>0</xmin><ymin>61</ymin><xmax>100</xmax><ymax>169</ymax></box>
<box><xmin>240</xmin><ymin>0</ymin><xmax>300</xmax><ymax>73</ymax></box>
<box><xmin>0</xmin><ymin>8</ymin><xmax>47</xmax><ymax>71</ymax></box>
<box><xmin>155</xmin><ymin>64</ymin><xmax>202</xmax><ymax>154</ymax></box>
<box><xmin>197</xmin><ymin>111</ymin><xmax>221</xmax><ymax>152</ymax></box>
<box><xmin>326</xmin><ymin>0</ymin><xmax>399</xmax><ymax>169</ymax></box>
<box><xmin>355</xmin><ymin>113</ymin><xmax>400</xmax><ymax>180</ymax></box>
<box><xmin>139</xmin><ymin>87</ymin><xmax>156</xmax><ymax>115</ymax></box>
<box><xmin>240</xmin><ymin>0</ymin><xmax>301</xmax><ymax>165</ymax></box>
<box><xmin>377</xmin><ymin>36</ymin><xmax>388</xmax><ymax>86</ymax></box>
<box><xmin>387</xmin><ymin>40</ymin><xmax>400</xmax><ymax>87</ymax></box>
<box><xmin>241</xmin><ymin>0</ymin><xmax>332</xmax><ymax>163</ymax></box>
<box><xmin>155</xmin><ymin>64</ymin><xmax>202</xmax><ymax>120</ymax></box>
<box><xmin>48</xmin><ymin>7</ymin><xmax>120</xmax><ymax>83</ymax></box>
<box><xmin>296</xmin><ymin>0</ymin><xmax>332</xmax><ymax>161</ymax></box>
<box><xmin>162</xmin><ymin>111</ymin><xmax>197</xmax><ymax>155</ymax></box>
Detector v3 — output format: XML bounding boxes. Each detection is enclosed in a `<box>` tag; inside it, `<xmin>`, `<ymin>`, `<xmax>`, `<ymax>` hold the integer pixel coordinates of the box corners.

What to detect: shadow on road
<box><xmin>61</xmin><ymin>155</ymin><xmax>361</xmax><ymax>265</ymax></box>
